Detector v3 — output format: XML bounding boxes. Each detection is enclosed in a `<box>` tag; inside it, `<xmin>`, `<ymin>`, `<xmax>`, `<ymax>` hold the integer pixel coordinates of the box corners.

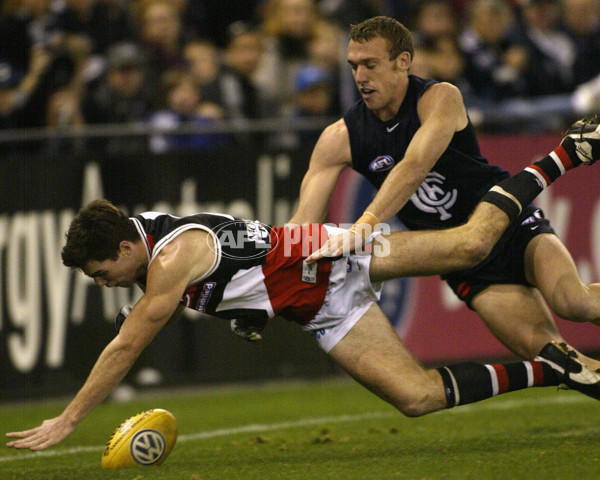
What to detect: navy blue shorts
<box><xmin>442</xmin><ymin>204</ymin><xmax>555</xmax><ymax>308</ymax></box>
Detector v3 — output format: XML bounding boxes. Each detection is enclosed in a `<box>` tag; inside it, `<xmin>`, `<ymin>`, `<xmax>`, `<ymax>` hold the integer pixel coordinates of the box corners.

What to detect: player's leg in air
<box><xmin>369</xmin><ymin>116</ymin><xmax>600</xmax><ymax>401</ymax></box>
<box><xmin>470</xmin><ymin>117</ymin><xmax>600</xmax><ymax>376</ymax></box>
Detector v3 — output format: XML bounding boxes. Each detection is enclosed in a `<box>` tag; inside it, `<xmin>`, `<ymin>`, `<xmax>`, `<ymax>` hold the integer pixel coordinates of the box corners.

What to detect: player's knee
<box><xmin>393</xmin><ymin>392</ymin><xmax>439</xmax><ymax>417</ymax></box>
<box><xmin>396</xmin><ymin>403</ymin><xmax>428</xmax><ymax>417</ymax></box>
<box><xmin>548</xmin><ymin>283</ymin><xmax>598</xmax><ymax>322</ymax></box>
<box><xmin>553</xmin><ymin>290</ymin><xmax>595</xmax><ymax>322</ymax></box>
<box><xmin>456</xmin><ymin>234</ymin><xmax>492</xmax><ymax>269</ymax></box>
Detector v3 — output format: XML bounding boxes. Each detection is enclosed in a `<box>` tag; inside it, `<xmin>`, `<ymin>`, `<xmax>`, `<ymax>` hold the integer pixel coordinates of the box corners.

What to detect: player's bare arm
<box><xmin>6</xmin><ymin>231</ymin><xmax>217</xmax><ymax>450</ymax></box>
<box><xmin>306</xmin><ymin>83</ymin><xmax>468</xmax><ymax>263</ymax></box>
<box><xmin>365</xmin><ymin>82</ymin><xmax>468</xmax><ymax>224</ymax></box>
<box><xmin>288</xmin><ymin>119</ymin><xmax>352</xmax><ymax>225</ymax></box>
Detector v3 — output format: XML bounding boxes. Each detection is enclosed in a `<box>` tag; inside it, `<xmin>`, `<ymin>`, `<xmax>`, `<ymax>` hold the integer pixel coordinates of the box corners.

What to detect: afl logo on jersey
<box><xmin>369</xmin><ymin>155</ymin><xmax>395</xmax><ymax>173</ymax></box>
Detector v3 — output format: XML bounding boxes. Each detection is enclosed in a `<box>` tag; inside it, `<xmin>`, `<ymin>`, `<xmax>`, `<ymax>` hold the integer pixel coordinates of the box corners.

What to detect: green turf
<box><xmin>1</xmin><ymin>378</ymin><xmax>599</xmax><ymax>479</ymax></box>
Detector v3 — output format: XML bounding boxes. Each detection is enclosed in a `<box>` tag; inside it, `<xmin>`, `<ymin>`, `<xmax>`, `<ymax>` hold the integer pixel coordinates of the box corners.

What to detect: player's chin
<box><xmin>363</xmin><ymin>96</ymin><xmax>382</xmax><ymax>111</ymax></box>
<box><xmin>361</xmin><ymin>93</ymin><xmax>374</xmax><ymax>104</ymax></box>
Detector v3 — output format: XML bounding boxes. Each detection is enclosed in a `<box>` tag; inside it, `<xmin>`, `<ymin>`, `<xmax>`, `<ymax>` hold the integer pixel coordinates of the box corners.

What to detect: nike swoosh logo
<box><xmin>386</xmin><ymin>123</ymin><xmax>399</xmax><ymax>133</ymax></box>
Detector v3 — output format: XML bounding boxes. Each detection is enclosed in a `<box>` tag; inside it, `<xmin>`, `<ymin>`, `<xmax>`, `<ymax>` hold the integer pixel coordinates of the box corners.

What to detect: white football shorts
<box><xmin>302</xmin><ymin>226</ymin><xmax>383</xmax><ymax>352</ymax></box>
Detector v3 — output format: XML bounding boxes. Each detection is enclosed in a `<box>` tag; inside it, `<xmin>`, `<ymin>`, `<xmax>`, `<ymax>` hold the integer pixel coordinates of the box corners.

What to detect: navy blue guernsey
<box><xmin>343</xmin><ymin>75</ymin><xmax>509</xmax><ymax>230</ymax></box>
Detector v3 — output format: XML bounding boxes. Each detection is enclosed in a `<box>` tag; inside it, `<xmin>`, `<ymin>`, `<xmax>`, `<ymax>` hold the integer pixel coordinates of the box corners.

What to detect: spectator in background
<box><xmin>197</xmin><ymin>21</ymin><xmax>282</xmax><ymax>147</ymax></box>
<box><xmin>567</xmin><ymin>0</ymin><xmax>600</xmax><ymax>116</ymax></box>
<box><xmin>0</xmin><ymin>46</ymin><xmax>53</xmax><ymax>130</ymax></box>
<box><xmin>254</xmin><ymin>0</ymin><xmax>320</xmax><ymax>114</ymax></box>
<box><xmin>411</xmin><ymin>0</ymin><xmax>466</xmax><ymax>89</ymax></box>
<box><xmin>180</xmin><ymin>1</ymin><xmax>262</xmax><ymax>47</ymax></box>
<box><xmin>509</xmin><ymin>0</ymin><xmax>575</xmax><ymax>96</ymax></box>
<box><xmin>0</xmin><ymin>63</ymin><xmax>24</xmax><ymax>130</ymax></box>
<box><xmin>135</xmin><ymin>0</ymin><xmax>187</xmax><ymax>79</ymax></box>
<box><xmin>46</xmin><ymin>81</ymin><xmax>85</xmax><ymax>131</ymax></box>
<box><xmin>560</xmin><ymin>0</ymin><xmax>600</xmax><ymax>86</ymax></box>
<box><xmin>81</xmin><ymin>42</ymin><xmax>153</xmax><ymax>123</ymax></box>
<box><xmin>318</xmin><ymin>0</ymin><xmax>412</xmax><ymax>26</ymax></box>
<box><xmin>289</xmin><ymin>64</ymin><xmax>336</xmax><ymax>147</ymax></box>
<box><xmin>184</xmin><ymin>27</ymin><xmax>274</xmax><ymax>123</ymax></box>
<box><xmin>318</xmin><ymin>0</ymin><xmax>376</xmax><ymax>26</ymax></box>
<box><xmin>459</xmin><ymin>0</ymin><xmax>528</xmax><ymax>102</ymax></box>
<box><xmin>456</xmin><ymin>0</ymin><xmax>597</xmax><ymax>125</ymax></box>
<box><xmin>0</xmin><ymin>0</ymin><xmax>91</xmax><ymax>129</ymax></box>
<box><xmin>220</xmin><ymin>21</ymin><xmax>271</xmax><ymax>121</ymax></box>
<box><xmin>149</xmin><ymin>70</ymin><xmax>228</xmax><ymax>153</ymax></box>
<box><xmin>1</xmin><ymin>0</ymin><xmax>61</xmax><ymax>74</ymax></box>
<box><xmin>56</xmin><ymin>0</ymin><xmax>137</xmax><ymax>55</ymax></box>
<box><xmin>183</xmin><ymin>38</ymin><xmax>223</xmax><ymax>108</ymax></box>
<box><xmin>307</xmin><ymin>18</ymin><xmax>357</xmax><ymax>114</ymax></box>
<box><xmin>0</xmin><ymin>0</ymin><xmax>29</xmax><ymax>73</ymax></box>
<box><xmin>294</xmin><ymin>65</ymin><xmax>336</xmax><ymax>116</ymax></box>
<box><xmin>80</xmin><ymin>42</ymin><xmax>154</xmax><ymax>154</ymax></box>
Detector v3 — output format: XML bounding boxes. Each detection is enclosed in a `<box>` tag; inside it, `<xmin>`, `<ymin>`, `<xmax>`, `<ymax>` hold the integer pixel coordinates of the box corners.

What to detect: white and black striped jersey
<box><xmin>132</xmin><ymin>212</ymin><xmax>333</xmax><ymax>325</ymax></box>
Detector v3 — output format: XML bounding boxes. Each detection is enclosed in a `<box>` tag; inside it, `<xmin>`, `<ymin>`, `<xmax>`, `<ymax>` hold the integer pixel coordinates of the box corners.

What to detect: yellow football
<box><xmin>101</xmin><ymin>408</ymin><xmax>178</xmax><ymax>469</ymax></box>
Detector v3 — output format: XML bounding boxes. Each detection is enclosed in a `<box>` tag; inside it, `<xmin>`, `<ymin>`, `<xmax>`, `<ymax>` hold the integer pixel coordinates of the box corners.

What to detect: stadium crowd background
<box><xmin>1</xmin><ymin>0</ymin><xmax>599</xmax><ymax>153</ymax></box>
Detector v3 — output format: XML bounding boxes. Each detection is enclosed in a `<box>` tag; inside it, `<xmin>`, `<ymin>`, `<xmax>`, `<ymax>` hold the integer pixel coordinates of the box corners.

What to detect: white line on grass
<box><xmin>0</xmin><ymin>393</ymin><xmax>589</xmax><ymax>463</ymax></box>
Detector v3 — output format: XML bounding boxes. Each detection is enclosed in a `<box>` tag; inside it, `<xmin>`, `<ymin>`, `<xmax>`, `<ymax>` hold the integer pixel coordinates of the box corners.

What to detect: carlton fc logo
<box><xmin>369</xmin><ymin>155</ymin><xmax>395</xmax><ymax>172</ymax></box>
<box><xmin>410</xmin><ymin>172</ymin><xmax>457</xmax><ymax>220</ymax></box>
<box><xmin>130</xmin><ymin>429</ymin><xmax>166</xmax><ymax>465</ymax></box>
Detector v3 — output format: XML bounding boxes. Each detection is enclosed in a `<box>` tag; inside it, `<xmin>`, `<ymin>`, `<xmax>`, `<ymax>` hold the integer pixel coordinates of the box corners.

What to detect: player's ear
<box><xmin>396</xmin><ymin>51</ymin><xmax>411</xmax><ymax>71</ymax></box>
<box><xmin>119</xmin><ymin>241</ymin><xmax>133</xmax><ymax>256</ymax></box>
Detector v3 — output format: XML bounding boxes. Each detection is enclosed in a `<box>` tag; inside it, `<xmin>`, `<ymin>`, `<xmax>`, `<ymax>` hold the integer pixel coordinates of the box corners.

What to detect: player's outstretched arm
<box><xmin>6</xmin><ymin>231</ymin><xmax>215</xmax><ymax>450</ymax></box>
<box><xmin>6</xmin><ymin>288</ymin><xmax>181</xmax><ymax>450</ymax></box>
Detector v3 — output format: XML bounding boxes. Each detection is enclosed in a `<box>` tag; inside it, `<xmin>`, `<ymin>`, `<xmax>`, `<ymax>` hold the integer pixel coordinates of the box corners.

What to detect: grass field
<box><xmin>1</xmin><ymin>377</ymin><xmax>599</xmax><ymax>480</ymax></box>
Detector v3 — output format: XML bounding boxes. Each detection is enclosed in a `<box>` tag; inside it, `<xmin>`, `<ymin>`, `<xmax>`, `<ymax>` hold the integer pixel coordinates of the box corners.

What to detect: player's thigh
<box><xmin>327</xmin><ymin>303</ymin><xmax>445</xmax><ymax>413</ymax></box>
<box><xmin>471</xmin><ymin>284</ymin><xmax>561</xmax><ymax>359</ymax></box>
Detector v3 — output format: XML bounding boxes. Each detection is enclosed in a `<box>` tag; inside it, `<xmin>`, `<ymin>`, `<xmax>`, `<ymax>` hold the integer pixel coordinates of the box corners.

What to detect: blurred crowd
<box><xmin>0</xmin><ymin>0</ymin><xmax>599</xmax><ymax>153</ymax></box>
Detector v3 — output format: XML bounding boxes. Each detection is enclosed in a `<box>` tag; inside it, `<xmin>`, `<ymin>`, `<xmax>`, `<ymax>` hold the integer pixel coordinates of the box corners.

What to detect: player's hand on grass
<box><xmin>6</xmin><ymin>415</ymin><xmax>75</xmax><ymax>450</ymax></box>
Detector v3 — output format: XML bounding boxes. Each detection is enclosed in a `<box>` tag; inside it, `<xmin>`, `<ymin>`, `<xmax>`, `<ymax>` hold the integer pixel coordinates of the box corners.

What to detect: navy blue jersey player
<box><xmin>290</xmin><ymin>16</ymin><xmax>600</xmax><ymax>371</ymax></box>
